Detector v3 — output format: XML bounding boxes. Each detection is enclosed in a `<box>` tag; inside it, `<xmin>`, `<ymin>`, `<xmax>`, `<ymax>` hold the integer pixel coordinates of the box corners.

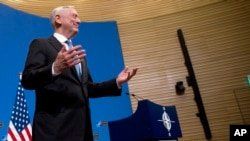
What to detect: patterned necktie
<box><xmin>65</xmin><ymin>40</ymin><xmax>82</xmax><ymax>79</ymax></box>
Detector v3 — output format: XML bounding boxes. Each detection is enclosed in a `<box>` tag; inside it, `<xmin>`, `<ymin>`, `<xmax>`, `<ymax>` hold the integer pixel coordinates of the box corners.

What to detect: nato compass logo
<box><xmin>158</xmin><ymin>107</ymin><xmax>175</xmax><ymax>136</ymax></box>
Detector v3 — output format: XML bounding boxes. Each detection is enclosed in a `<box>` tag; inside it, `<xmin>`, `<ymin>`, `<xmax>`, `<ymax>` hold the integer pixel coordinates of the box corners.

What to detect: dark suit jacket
<box><xmin>21</xmin><ymin>36</ymin><xmax>121</xmax><ymax>141</ymax></box>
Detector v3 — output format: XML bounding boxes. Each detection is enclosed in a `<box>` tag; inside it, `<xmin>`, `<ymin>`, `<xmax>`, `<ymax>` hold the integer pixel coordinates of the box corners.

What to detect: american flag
<box><xmin>7</xmin><ymin>78</ymin><xmax>32</xmax><ymax>141</ymax></box>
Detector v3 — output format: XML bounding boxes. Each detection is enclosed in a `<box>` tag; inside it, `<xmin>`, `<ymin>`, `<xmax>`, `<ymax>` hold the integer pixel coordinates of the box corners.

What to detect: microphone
<box><xmin>97</xmin><ymin>121</ymin><xmax>108</xmax><ymax>127</ymax></box>
<box><xmin>126</xmin><ymin>92</ymin><xmax>144</xmax><ymax>101</ymax></box>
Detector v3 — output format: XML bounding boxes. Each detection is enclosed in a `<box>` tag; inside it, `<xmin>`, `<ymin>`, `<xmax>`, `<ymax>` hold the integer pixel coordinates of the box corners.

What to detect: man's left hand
<box><xmin>116</xmin><ymin>67</ymin><xmax>138</xmax><ymax>87</ymax></box>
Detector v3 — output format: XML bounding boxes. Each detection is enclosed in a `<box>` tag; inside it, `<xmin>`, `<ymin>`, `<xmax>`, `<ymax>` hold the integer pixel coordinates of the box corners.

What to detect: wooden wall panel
<box><xmin>234</xmin><ymin>87</ymin><xmax>250</xmax><ymax>124</ymax></box>
<box><xmin>118</xmin><ymin>0</ymin><xmax>250</xmax><ymax>140</ymax></box>
<box><xmin>1</xmin><ymin>0</ymin><xmax>222</xmax><ymax>23</ymax></box>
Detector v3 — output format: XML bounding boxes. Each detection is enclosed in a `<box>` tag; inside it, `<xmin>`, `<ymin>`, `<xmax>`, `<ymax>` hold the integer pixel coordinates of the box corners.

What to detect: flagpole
<box><xmin>19</xmin><ymin>72</ymin><xmax>22</xmax><ymax>81</ymax></box>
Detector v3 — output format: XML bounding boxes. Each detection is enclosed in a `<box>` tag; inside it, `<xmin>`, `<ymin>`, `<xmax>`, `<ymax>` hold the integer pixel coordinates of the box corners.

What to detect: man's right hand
<box><xmin>53</xmin><ymin>44</ymin><xmax>86</xmax><ymax>74</ymax></box>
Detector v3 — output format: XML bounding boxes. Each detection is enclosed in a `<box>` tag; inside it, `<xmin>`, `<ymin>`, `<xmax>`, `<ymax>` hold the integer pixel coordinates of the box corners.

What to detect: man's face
<box><xmin>57</xmin><ymin>8</ymin><xmax>81</xmax><ymax>37</ymax></box>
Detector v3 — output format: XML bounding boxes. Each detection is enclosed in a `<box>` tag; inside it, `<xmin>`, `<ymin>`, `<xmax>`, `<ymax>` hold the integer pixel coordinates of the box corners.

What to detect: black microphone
<box><xmin>126</xmin><ymin>92</ymin><xmax>144</xmax><ymax>101</ymax></box>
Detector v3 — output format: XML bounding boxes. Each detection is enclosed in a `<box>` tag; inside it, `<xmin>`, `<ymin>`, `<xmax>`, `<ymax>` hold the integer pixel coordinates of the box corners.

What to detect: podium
<box><xmin>108</xmin><ymin>100</ymin><xmax>182</xmax><ymax>141</ymax></box>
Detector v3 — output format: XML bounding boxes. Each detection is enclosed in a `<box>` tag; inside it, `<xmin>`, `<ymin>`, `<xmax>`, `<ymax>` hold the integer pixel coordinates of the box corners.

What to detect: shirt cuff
<box><xmin>116</xmin><ymin>79</ymin><xmax>122</xmax><ymax>89</ymax></box>
<box><xmin>52</xmin><ymin>62</ymin><xmax>61</xmax><ymax>76</ymax></box>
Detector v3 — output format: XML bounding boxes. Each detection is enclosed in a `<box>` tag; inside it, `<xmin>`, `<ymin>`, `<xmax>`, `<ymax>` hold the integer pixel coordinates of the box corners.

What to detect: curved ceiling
<box><xmin>0</xmin><ymin>0</ymin><xmax>222</xmax><ymax>23</ymax></box>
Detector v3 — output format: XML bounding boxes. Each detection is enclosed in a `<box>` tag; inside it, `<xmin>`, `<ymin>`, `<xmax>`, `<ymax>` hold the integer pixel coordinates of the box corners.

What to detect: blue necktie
<box><xmin>66</xmin><ymin>40</ymin><xmax>82</xmax><ymax>79</ymax></box>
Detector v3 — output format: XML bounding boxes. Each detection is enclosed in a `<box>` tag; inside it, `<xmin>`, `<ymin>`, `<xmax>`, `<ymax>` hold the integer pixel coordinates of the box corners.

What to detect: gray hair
<box><xmin>50</xmin><ymin>6</ymin><xmax>75</xmax><ymax>28</ymax></box>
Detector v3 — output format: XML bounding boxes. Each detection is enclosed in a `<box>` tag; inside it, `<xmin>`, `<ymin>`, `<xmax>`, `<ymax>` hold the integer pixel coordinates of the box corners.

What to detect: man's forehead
<box><xmin>61</xmin><ymin>8</ymin><xmax>78</xmax><ymax>15</ymax></box>
<box><xmin>71</xmin><ymin>8</ymin><xmax>78</xmax><ymax>14</ymax></box>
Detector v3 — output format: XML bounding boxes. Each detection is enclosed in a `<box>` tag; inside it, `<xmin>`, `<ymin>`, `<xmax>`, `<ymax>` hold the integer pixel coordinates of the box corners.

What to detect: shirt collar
<box><xmin>53</xmin><ymin>32</ymin><xmax>69</xmax><ymax>43</ymax></box>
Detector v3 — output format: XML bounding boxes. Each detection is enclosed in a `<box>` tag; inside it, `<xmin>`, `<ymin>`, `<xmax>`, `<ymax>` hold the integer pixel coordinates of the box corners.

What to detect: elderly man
<box><xmin>21</xmin><ymin>6</ymin><xmax>137</xmax><ymax>141</ymax></box>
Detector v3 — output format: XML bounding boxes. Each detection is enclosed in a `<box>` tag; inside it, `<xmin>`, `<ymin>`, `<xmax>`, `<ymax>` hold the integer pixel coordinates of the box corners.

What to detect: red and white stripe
<box><xmin>7</xmin><ymin>121</ymin><xmax>32</xmax><ymax>141</ymax></box>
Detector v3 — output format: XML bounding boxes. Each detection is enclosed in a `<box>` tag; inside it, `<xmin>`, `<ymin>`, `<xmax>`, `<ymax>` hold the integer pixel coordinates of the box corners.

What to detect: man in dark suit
<box><xmin>21</xmin><ymin>6</ymin><xmax>137</xmax><ymax>141</ymax></box>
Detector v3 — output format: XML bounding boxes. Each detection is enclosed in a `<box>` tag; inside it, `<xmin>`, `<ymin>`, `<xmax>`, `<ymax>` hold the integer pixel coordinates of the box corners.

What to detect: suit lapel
<box><xmin>48</xmin><ymin>36</ymin><xmax>63</xmax><ymax>52</ymax></box>
<box><xmin>81</xmin><ymin>57</ymin><xmax>88</xmax><ymax>84</ymax></box>
<box><xmin>80</xmin><ymin>57</ymin><xmax>89</xmax><ymax>97</ymax></box>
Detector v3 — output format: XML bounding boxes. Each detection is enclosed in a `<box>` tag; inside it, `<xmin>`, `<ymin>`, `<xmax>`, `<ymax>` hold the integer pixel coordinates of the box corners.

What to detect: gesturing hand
<box><xmin>116</xmin><ymin>67</ymin><xmax>138</xmax><ymax>87</ymax></box>
<box><xmin>53</xmin><ymin>44</ymin><xmax>86</xmax><ymax>74</ymax></box>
